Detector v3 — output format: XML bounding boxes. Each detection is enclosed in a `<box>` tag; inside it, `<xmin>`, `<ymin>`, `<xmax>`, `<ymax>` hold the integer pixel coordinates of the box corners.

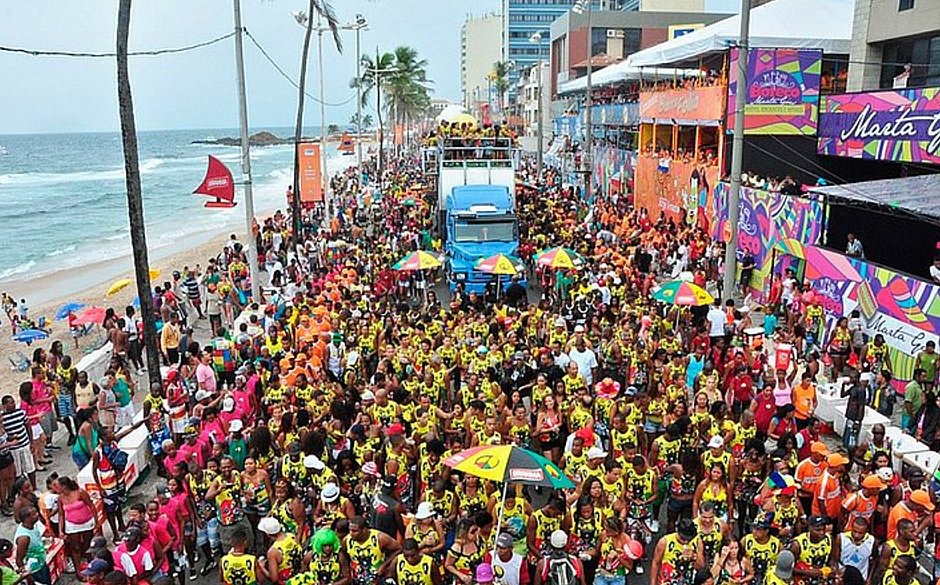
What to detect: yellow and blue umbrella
<box><xmin>444</xmin><ymin>445</ymin><xmax>574</xmax><ymax>489</ymax></box>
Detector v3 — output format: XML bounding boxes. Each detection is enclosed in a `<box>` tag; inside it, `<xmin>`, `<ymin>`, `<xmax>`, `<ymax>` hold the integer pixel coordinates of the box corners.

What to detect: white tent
<box><xmin>557</xmin><ymin>66</ymin><xmax>702</xmax><ymax>95</ymax></box>
<box><xmin>626</xmin><ymin>0</ymin><xmax>853</xmax><ymax>67</ymax></box>
<box><xmin>435</xmin><ymin>104</ymin><xmax>469</xmax><ymax>124</ymax></box>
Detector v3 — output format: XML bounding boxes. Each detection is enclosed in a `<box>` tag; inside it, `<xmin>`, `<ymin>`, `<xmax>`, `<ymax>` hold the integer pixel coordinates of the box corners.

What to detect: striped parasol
<box><xmin>475</xmin><ymin>254</ymin><xmax>525</xmax><ymax>276</ymax></box>
<box><xmin>392</xmin><ymin>251</ymin><xmax>442</xmax><ymax>271</ymax></box>
<box><xmin>535</xmin><ymin>246</ymin><xmax>585</xmax><ymax>270</ymax></box>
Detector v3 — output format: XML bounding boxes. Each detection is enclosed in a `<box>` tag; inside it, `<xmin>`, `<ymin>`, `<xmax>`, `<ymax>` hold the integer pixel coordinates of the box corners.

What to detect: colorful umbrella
<box><xmin>474</xmin><ymin>254</ymin><xmax>524</xmax><ymax>276</ymax></box>
<box><xmin>107</xmin><ymin>278</ymin><xmax>132</xmax><ymax>296</ymax></box>
<box><xmin>54</xmin><ymin>302</ymin><xmax>85</xmax><ymax>321</ymax></box>
<box><xmin>11</xmin><ymin>329</ymin><xmax>48</xmax><ymax>344</ymax></box>
<box><xmin>74</xmin><ymin>306</ymin><xmax>107</xmax><ymax>326</ymax></box>
<box><xmin>444</xmin><ymin>445</ymin><xmax>574</xmax><ymax>489</ymax></box>
<box><xmin>392</xmin><ymin>251</ymin><xmax>442</xmax><ymax>271</ymax></box>
<box><xmin>535</xmin><ymin>247</ymin><xmax>584</xmax><ymax>270</ymax></box>
<box><xmin>652</xmin><ymin>280</ymin><xmax>714</xmax><ymax>307</ymax></box>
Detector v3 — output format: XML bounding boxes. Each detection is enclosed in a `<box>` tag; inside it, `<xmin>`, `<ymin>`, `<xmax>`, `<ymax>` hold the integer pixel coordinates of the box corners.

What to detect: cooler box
<box><xmin>743</xmin><ymin>327</ymin><xmax>764</xmax><ymax>349</ymax></box>
<box><xmin>884</xmin><ymin>426</ymin><xmax>904</xmax><ymax>449</ymax></box>
<box><xmin>816</xmin><ymin>396</ymin><xmax>847</xmax><ymax>425</ymax></box>
<box><xmin>902</xmin><ymin>450</ymin><xmax>940</xmax><ymax>479</ymax></box>
<box><xmin>889</xmin><ymin>433</ymin><xmax>930</xmax><ymax>474</ymax></box>
<box><xmin>817</xmin><ymin>383</ymin><xmax>841</xmax><ymax>399</ymax></box>
<box><xmin>858</xmin><ymin>408</ymin><xmax>891</xmax><ymax>445</ymax></box>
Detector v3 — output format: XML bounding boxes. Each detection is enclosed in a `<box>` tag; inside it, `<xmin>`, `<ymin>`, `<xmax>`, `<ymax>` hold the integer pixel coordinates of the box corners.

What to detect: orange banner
<box><xmin>297</xmin><ymin>142</ymin><xmax>323</xmax><ymax>205</ymax></box>
<box><xmin>394</xmin><ymin>124</ymin><xmax>404</xmax><ymax>146</ymax></box>
<box><xmin>639</xmin><ymin>85</ymin><xmax>725</xmax><ymax>122</ymax></box>
<box><xmin>635</xmin><ymin>154</ymin><xmax>719</xmax><ymax>228</ymax></box>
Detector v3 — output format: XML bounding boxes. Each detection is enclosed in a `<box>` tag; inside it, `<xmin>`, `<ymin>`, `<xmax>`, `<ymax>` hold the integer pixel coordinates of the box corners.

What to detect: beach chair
<box><xmin>7</xmin><ymin>351</ymin><xmax>29</xmax><ymax>372</ymax></box>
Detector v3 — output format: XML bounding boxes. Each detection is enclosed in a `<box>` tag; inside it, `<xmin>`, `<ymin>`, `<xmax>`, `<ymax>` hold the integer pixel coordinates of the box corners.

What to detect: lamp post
<box><xmin>573</xmin><ymin>0</ymin><xmax>594</xmax><ymax>196</ymax></box>
<box><xmin>529</xmin><ymin>31</ymin><xmax>547</xmax><ymax>178</ymax></box>
<box><xmin>366</xmin><ymin>57</ymin><xmax>399</xmax><ymax>195</ymax></box>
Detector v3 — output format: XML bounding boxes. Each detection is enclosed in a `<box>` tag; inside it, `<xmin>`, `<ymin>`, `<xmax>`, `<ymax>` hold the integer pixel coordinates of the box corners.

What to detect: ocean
<box><xmin>0</xmin><ymin>128</ymin><xmax>352</xmax><ymax>283</ymax></box>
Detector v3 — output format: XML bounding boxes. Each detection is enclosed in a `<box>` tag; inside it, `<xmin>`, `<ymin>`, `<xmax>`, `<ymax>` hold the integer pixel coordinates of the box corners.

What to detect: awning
<box><xmin>626</xmin><ymin>0</ymin><xmax>853</xmax><ymax>67</ymax></box>
<box><xmin>809</xmin><ymin>174</ymin><xmax>940</xmax><ymax>226</ymax></box>
<box><xmin>557</xmin><ymin>66</ymin><xmax>701</xmax><ymax>95</ymax></box>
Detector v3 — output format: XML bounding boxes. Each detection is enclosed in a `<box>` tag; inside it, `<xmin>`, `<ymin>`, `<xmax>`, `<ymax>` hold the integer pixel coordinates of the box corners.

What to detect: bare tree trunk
<box><xmin>291</xmin><ymin>0</ymin><xmax>316</xmax><ymax>245</ymax></box>
<box><xmin>116</xmin><ymin>0</ymin><xmax>161</xmax><ymax>387</ymax></box>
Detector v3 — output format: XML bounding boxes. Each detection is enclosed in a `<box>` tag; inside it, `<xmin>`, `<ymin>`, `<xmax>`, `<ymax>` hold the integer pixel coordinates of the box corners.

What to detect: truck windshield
<box><xmin>454</xmin><ymin>220</ymin><xmax>516</xmax><ymax>243</ymax></box>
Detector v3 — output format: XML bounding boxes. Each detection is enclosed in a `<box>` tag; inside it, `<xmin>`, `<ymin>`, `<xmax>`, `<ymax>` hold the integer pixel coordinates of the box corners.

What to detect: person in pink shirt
<box><xmin>141</xmin><ymin>501</ymin><xmax>176</xmax><ymax>574</ymax></box>
<box><xmin>19</xmin><ymin>382</ymin><xmax>50</xmax><ymax>471</ymax></box>
<box><xmin>112</xmin><ymin>526</ymin><xmax>155</xmax><ymax>585</ymax></box>
<box><xmin>177</xmin><ymin>430</ymin><xmax>208</xmax><ymax>470</ymax></box>
<box><xmin>195</xmin><ymin>353</ymin><xmax>217</xmax><ymax>395</ymax></box>
<box><xmin>200</xmin><ymin>410</ymin><xmax>227</xmax><ymax>447</ymax></box>
<box><xmin>219</xmin><ymin>397</ymin><xmax>243</xmax><ymax>430</ymax></box>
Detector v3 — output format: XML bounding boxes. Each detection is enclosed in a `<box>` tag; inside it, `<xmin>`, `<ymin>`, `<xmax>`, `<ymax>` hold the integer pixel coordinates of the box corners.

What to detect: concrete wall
<box><xmin>866</xmin><ymin>0</ymin><xmax>940</xmax><ymax>44</ymax></box>
<box><xmin>847</xmin><ymin>0</ymin><xmax>882</xmax><ymax>92</ymax></box>
<box><xmin>461</xmin><ymin>15</ymin><xmax>503</xmax><ymax>107</ymax></box>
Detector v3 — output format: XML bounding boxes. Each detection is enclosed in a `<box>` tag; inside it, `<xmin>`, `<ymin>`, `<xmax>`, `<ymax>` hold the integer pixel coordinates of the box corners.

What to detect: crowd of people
<box><xmin>1</xmin><ymin>145</ymin><xmax>939</xmax><ymax>585</ymax></box>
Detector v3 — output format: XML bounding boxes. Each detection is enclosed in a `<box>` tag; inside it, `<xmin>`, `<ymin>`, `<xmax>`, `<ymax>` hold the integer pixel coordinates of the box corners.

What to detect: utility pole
<box><xmin>291</xmin><ymin>2</ymin><xmax>315</xmax><ymax>245</ymax></box>
<box><xmin>377</xmin><ymin>47</ymin><xmax>384</xmax><ymax>193</ymax></box>
<box><xmin>317</xmin><ymin>13</ymin><xmax>328</xmax><ymax>202</ymax></box>
<box><xmin>232</xmin><ymin>0</ymin><xmax>261</xmax><ymax>301</ymax></box>
<box><xmin>721</xmin><ymin>0</ymin><xmax>751</xmax><ymax>303</ymax></box>
<box><xmin>583</xmin><ymin>0</ymin><xmax>594</xmax><ymax>197</ymax></box>
<box><xmin>529</xmin><ymin>32</ymin><xmax>546</xmax><ymax>178</ymax></box>
<box><xmin>354</xmin><ymin>17</ymin><xmax>364</xmax><ymax>179</ymax></box>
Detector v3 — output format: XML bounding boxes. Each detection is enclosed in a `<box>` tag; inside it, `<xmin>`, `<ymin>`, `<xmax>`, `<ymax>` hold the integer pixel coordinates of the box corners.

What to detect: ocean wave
<box><xmin>46</xmin><ymin>244</ymin><xmax>77</xmax><ymax>257</ymax></box>
<box><xmin>0</xmin><ymin>260</ymin><xmax>37</xmax><ymax>280</ymax></box>
<box><xmin>0</xmin><ymin>158</ymin><xmax>165</xmax><ymax>187</ymax></box>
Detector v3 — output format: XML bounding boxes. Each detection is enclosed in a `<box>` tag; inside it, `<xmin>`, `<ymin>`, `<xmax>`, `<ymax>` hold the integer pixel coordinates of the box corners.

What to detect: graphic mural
<box><xmin>709</xmin><ymin>183</ymin><xmax>827</xmax><ymax>294</ymax></box>
<box><xmin>591</xmin><ymin>145</ymin><xmax>636</xmax><ymax>197</ymax></box>
<box><xmin>817</xmin><ymin>87</ymin><xmax>940</xmax><ymax>164</ymax></box>
<box><xmin>727</xmin><ymin>48</ymin><xmax>823</xmax><ymax>136</ymax></box>
<box><xmin>802</xmin><ymin>245</ymin><xmax>940</xmax><ymax>392</ymax></box>
<box><xmin>636</xmin><ymin>155</ymin><xmax>719</xmax><ymax>227</ymax></box>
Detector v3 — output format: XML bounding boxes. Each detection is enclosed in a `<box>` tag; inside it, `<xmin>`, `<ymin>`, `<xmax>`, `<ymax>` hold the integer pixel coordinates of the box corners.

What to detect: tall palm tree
<box><xmin>491</xmin><ymin>61</ymin><xmax>512</xmax><ymax>113</ymax></box>
<box><xmin>116</xmin><ymin>0</ymin><xmax>161</xmax><ymax>385</ymax></box>
<box><xmin>352</xmin><ymin>50</ymin><xmax>396</xmax><ymax>174</ymax></box>
<box><xmin>291</xmin><ymin>0</ymin><xmax>341</xmax><ymax>240</ymax></box>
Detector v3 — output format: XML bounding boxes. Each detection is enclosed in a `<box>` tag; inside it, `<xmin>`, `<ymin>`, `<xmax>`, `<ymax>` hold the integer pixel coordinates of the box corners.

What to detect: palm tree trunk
<box><xmin>291</xmin><ymin>0</ymin><xmax>316</xmax><ymax>244</ymax></box>
<box><xmin>116</xmin><ymin>0</ymin><xmax>161</xmax><ymax>387</ymax></box>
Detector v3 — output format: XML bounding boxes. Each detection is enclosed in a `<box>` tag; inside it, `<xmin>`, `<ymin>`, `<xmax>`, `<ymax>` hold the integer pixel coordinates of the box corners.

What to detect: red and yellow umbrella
<box><xmin>475</xmin><ymin>254</ymin><xmax>524</xmax><ymax>276</ymax></box>
<box><xmin>535</xmin><ymin>247</ymin><xmax>584</xmax><ymax>270</ymax></box>
<box><xmin>392</xmin><ymin>251</ymin><xmax>442</xmax><ymax>271</ymax></box>
<box><xmin>652</xmin><ymin>280</ymin><xmax>714</xmax><ymax>306</ymax></box>
<box><xmin>444</xmin><ymin>445</ymin><xmax>574</xmax><ymax>488</ymax></box>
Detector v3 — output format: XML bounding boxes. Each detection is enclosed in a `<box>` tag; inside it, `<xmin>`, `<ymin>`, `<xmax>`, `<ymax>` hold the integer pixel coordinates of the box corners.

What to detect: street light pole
<box><xmin>317</xmin><ymin>13</ymin><xmax>328</xmax><ymax>202</ymax></box>
<box><xmin>529</xmin><ymin>32</ymin><xmax>546</xmax><ymax>179</ymax></box>
<box><xmin>722</xmin><ymin>0</ymin><xmax>751</xmax><ymax>303</ymax></box>
<box><xmin>354</xmin><ymin>17</ymin><xmax>365</xmax><ymax>178</ymax></box>
<box><xmin>232</xmin><ymin>0</ymin><xmax>261</xmax><ymax>301</ymax></box>
<box><xmin>584</xmin><ymin>0</ymin><xmax>594</xmax><ymax>197</ymax></box>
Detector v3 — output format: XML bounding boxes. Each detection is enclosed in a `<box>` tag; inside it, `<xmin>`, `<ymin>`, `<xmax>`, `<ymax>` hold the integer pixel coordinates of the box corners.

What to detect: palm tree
<box><xmin>352</xmin><ymin>50</ymin><xmax>396</xmax><ymax>175</ymax></box>
<box><xmin>291</xmin><ymin>0</ymin><xmax>341</xmax><ymax>239</ymax></box>
<box><xmin>116</xmin><ymin>0</ymin><xmax>161</xmax><ymax>385</ymax></box>
<box><xmin>349</xmin><ymin>112</ymin><xmax>373</xmax><ymax>130</ymax></box>
<box><xmin>327</xmin><ymin>124</ymin><xmax>340</xmax><ymax>135</ymax></box>
<box><xmin>491</xmin><ymin>61</ymin><xmax>512</xmax><ymax>112</ymax></box>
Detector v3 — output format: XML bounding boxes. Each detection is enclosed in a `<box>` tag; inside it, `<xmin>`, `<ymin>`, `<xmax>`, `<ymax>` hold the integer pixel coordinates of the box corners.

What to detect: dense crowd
<box><xmin>2</xmin><ymin>147</ymin><xmax>940</xmax><ymax>585</ymax></box>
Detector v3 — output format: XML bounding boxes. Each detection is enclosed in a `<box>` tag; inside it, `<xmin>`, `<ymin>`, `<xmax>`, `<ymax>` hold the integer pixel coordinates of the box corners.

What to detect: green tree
<box><xmin>491</xmin><ymin>61</ymin><xmax>512</xmax><ymax>111</ymax></box>
<box><xmin>327</xmin><ymin>124</ymin><xmax>340</xmax><ymax>135</ymax></box>
<box><xmin>349</xmin><ymin>112</ymin><xmax>373</xmax><ymax>130</ymax></box>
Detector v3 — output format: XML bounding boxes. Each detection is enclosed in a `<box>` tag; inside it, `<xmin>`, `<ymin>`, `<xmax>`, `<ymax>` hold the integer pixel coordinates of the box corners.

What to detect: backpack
<box><xmin>542</xmin><ymin>556</ymin><xmax>578</xmax><ymax>585</ymax></box>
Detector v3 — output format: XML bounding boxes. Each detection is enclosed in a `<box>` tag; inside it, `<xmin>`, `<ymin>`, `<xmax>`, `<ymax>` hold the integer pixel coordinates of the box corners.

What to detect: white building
<box><xmin>519</xmin><ymin>61</ymin><xmax>552</xmax><ymax>138</ymax></box>
<box><xmin>461</xmin><ymin>14</ymin><xmax>503</xmax><ymax>112</ymax></box>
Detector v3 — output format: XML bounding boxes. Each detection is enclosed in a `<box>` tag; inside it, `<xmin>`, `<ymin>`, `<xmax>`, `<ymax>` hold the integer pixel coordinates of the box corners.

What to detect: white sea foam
<box><xmin>46</xmin><ymin>244</ymin><xmax>77</xmax><ymax>257</ymax></box>
<box><xmin>0</xmin><ymin>158</ymin><xmax>165</xmax><ymax>186</ymax></box>
<box><xmin>0</xmin><ymin>260</ymin><xmax>37</xmax><ymax>280</ymax></box>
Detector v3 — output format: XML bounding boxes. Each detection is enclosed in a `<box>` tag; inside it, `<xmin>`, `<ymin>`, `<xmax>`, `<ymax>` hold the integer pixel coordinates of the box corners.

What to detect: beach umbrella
<box><xmin>12</xmin><ymin>329</ymin><xmax>48</xmax><ymax>344</ymax></box>
<box><xmin>74</xmin><ymin>306</ymin><xmax>107</xmax><ymax>326</ymax></box>
<box><xmin>445</xmin><ymin>445</ymin><xmax>574</xmax><ymax>556</ymax></box>
<box><xmin>106</xmin><ymin>278</ymin><xmax>132</xmax><ymax>296</ymax></box>
<box><xmin>474</xmin><ymin>254</ymin><xmax>524</xmax><ymax>276</ymax></box>
<box><xmin>535</xmin><ymin>247</ymin><xmax>585</xmax><ymax>270</ymax></box>
<box><xmin>392</xmin><ymin>251</ymin><xmax>442</xmax><ymax>271</ymax></box>
<box><xmin>149</xmin><ymin>268</ymin><xmax>161</xmax><ymax>280</ymax></box>
<box><xmin>54</xmin><ymin>302</ymin><xmax>85</xmax><ymax>321</ymax></box>
<box><xmin>652</xmin><ymin>280</ymin><xmax>714</xmax><ymax>307</ymax></box>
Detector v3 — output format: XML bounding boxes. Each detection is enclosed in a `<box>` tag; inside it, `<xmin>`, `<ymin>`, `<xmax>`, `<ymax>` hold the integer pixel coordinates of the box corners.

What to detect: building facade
<box><xmin>848</xmin><ymin>0</ymin><xmax>940</xmax><ymax>91</ymax></box>
<box><xmin>461</xmin><ymin>14</ymin><xmax>503</xmax><ymax>110</ymax></box>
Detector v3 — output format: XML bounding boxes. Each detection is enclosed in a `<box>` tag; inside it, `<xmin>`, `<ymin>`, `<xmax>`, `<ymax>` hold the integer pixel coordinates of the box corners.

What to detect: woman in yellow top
<box><xmin>694</xmin><ymin>465</ymin><xmax>734</xmax><ymax>523</ymax></box>
<box><xmin>404</xmin><ymin>502</ymin><xmax>445</xmax><ymax>557</ymax></box>
<box><xmin>443</xmin><ymin>519</ymin><xmax>484</xmax><ymax>584</ymax></box>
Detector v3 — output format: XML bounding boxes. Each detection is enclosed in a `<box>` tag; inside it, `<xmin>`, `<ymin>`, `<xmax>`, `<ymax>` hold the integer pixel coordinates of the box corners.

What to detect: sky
<box><xmin>0</xmin><ymin>0</ymin><xmax>502</xmax><ymax>134</ymax></box>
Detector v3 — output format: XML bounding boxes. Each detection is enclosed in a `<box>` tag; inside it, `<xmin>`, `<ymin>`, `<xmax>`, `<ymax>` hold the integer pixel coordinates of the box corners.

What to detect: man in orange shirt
<box><xmin>792</xmin><ymin>372</ymin><xmax>818</xmax><ymax>429</ymax></box>
<box><xmin>813</xmin><ymin>452</ymin><xmax>848</xmax><ymax>520</ymax></box>
<box><xmin>796</xmin><ymin>441</ymin><xmax>829</xmax><ymax>514</ymax></box>
<box><xmin>842</xmin><ymin>474</ymin><xmax>886</xmax><ymax>530</ymax></box>
<box><xmin>887</xmin><ymin>489</ymin><xmax>934</xmax><ymax>541</ymax></box>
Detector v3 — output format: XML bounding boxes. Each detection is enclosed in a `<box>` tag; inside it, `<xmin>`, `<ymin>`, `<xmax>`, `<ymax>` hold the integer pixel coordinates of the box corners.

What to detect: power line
<box><xmin>0</xmin><ymin>32</ymin><xmax>236</xmax><ymax>58</ymax></box>
<box><xmin>244</xmin><ymin>30</ymin><xmax>357</xmax><ymax>108</ymax></box>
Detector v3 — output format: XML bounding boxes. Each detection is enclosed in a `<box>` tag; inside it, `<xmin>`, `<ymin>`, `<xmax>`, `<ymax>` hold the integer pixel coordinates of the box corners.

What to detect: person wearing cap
<box><xmin>345</xmin><ymin>515</ymin><xmax>401</xmax><ymax>585</ymax></box>
<box><xmin>567</xmin><ymin>335</ymin><xmax>598</xmax><ymax>388</ymax></box>
<box><xmin>791</xmin><ymin>516</ymin><xmax>834</xmax><ymax>585</ymax></box>
<box><xmin>78</xmin><ymin>557</ymin><xmax>110</xmax><ymax>584</ymax></box>
<box><xmin>794</xmin><ymin>442</ymin><xmax>829</xmax><ymax>516</ymax></box>
<box><xmin>315</xmin><ymin>482</ymin><xmax>356</xmax><ymax>531</ymax></box>
<box><xmin>742</xmin><ymin>517</ymin><xmax>781</xmax><ymax>585</ymax></box>
<box><xmin>219</xmin><ymin>528</ymin><xmax>263</xmax><ymax>585</ymax></box>
<box><xmin>887</xmin><ymin>488</ymin><xmax>933</xmax><ymax>541</ymax></box>
<box><xmin>832</xmin><ymin>516</ymin><xmax>875</xmax><ymax>579</ymax></box>
<box><xmin>390</xmin><ymin>538</ymin><xmax>441</xmax><ymax>585</ymax></box>
<box><xmin>841</xmin><ymin>474</ymin><xmax>886</xmax><ymax>530</ymax></box>
<box><xmin>487</xmin><ymin>532</ymin><xmax>529</xmax><ymax>585</ymax></box>
<box><xmin>404</xmin><ymin>502</ymin><xmax>444</xmax><ymax>557</ymax></box>
<box><xmin>114</xmin><ymin>526</ymin><xmax>156</xmax><ymax>585</ymax></box>
<box><xmin>762</xmin><ymin>549</ymin><xmax>794</xmax><ymax>585</ymax></box>
<box><xmin>812</xmin><ymin>452</ymin><xmax>849</xmax><ymax>520</ymax></box>
<box><xmin>650</xmin><ymin>519</ymin><xmax>703</xmax><ymax>585</ymax></box>
<box><xmin>259</xmin><ymin>517</ymin><xmax>302</xmax><ymax>585</ymax></box>
<box><xmin>278</xmin><ymin>441</ymin><xmax>307</xmax><ymax>489</ymax></box>
<box><xmin>701</xmin><ymin>436</ymin><xmax>731</xmax><ymax>478</ymax></box>
<box><xmin>534</xmin><ymin>530</ymin><xmax>585</xmax><ymax>585</ymax></box>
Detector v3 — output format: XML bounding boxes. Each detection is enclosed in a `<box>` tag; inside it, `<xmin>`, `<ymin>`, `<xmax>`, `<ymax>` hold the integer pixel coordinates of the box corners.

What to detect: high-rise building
<box><xmin>461</xmin><ymin>14</ymin><xmax>504</xmax><ymax>111</ymax></box>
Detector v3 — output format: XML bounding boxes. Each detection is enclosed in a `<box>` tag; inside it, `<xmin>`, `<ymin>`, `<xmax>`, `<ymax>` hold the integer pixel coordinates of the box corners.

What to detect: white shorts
<box><xmin>12</xmin><ymin>446</ymin><xmax>35</xmax><ymax>477</ymax></box>
<box><xmin>116</xmin><ymin>404</ymin><xmax>136</xmax><ymax>429</ymax></box>
<box><xmin>65</xmin><ymin>517</ymin><xmax>95</xmax><ymax>535</ymax></box>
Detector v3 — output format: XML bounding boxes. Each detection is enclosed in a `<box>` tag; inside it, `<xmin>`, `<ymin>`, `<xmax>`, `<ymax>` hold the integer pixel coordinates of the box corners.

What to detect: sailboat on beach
<box><xmin>193</xmin><ymin>155</ymin><xmax>236</xmax><ymax>208</ymax></box>
<box><xmin>338</xmin><ymin>132</ymin><xmax>355</xmax><ymax>156</ymax></box>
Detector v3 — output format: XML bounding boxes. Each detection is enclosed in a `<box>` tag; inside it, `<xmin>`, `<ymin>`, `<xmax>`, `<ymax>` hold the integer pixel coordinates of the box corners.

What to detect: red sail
<box><xmin>194</xmin><ymin>155</ymin><xmax>236</xmax><ymax>208</ymax></box>
<box><xmin>338</xmin><ymin>132</ymin><xmax>355</xmax><ymax>153</ymax></box>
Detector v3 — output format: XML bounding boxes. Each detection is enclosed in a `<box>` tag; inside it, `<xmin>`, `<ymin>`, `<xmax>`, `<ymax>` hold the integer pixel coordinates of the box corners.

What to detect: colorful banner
<box><xmin>639</xmin><ymin>85</ymin><xmax>726</xmax><ymax>123</ymax></box>
<box><xmin>591</xmin><ymin>145</ymin><xmax>636</xmax><ymax>196</ymax></box>
<box><xmin>296</xmin><ymin>142</ymin><xmax>323</xmax><ymax>205</ymax></box>
<box><xmin>817</xmin><ymin>87</ymin><xmax>940</xmax><ymax>164</ymax></box>
<box><xmin>709</xmin><ymin>183</ymin><xmax>826</xmax><ymax>295</ymax></box>
<box><xmin>802</xmin><ymin>245</ymin><xmax>940</xmax><ymax>391</ymax></box>
<box><xmin>394</xmin><ymin>124</ymin><xmax>404</xmax><ymax>146</ymax></box>
<box><xmin>727</xmin><ymin>48</ymin><xmax>822</xmax><ymax>135</ymax></box>
<box><xmin>635</xmin><ymin>154</ymin><xmax>719</xmax><ymax>226</ymax></box>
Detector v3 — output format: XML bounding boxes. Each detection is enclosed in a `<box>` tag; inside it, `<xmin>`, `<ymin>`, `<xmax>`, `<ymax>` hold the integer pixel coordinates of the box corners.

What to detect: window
<box><xmin>899</xmin><ymin>0</ymin><xmax>914</xmax><ymax>10</ymax></box>
<box><xmin>454</xmin><ymin>221</ymin><xmax>516</xmax><ymax>243</ymax></box>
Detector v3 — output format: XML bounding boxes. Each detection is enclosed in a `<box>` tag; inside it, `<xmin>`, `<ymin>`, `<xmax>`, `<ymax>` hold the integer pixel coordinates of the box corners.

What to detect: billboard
<box><xmin>639</xmin><ymin>85</ymin><xmax>726</xmax><ymax>124</ymax></box>
<box><xmin>726</xmin><ymin>48</ymin><xmax>822</xmax><ymax>135</ymax></box>
<box><xmin>635</xmin><ymin>155</ymin><xmax>719</xmax><ymax>227</ymax></box>
<box><xmin>817</xmin><ymin>87</ymin><xmax>940</xmax><ymax>164</ymax></box>
<box><xmin>668</xmin><ymin>24</ymin><xmax>704</xmax><ymax>40</ymax></box>
<box><xmin>297</xmin><ymin>142</ymin><xmax>323</xmax><ymax>205</ymax></box>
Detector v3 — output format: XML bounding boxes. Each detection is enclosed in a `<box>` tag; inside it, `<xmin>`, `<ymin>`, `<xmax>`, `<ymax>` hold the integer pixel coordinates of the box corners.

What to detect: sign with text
<box><xmin>726</xmin><ymin>48</ymin><xmax>822</xmax><ymax>135</ymax></box>
<box><xmin>639</xmin><ymin>85</ymin><xmax>725</xmax><ymax>123</ymax></box>
<box><xmin>817</xmin><ymin>86</ymin><xmax>940</xmax><ymax>165</ymax></box>
<box><xmin>296</xmin><ymin>142</ymin><xmax>323</xmax><ymax>205</ymax></box>
<box><xmin>668</xmin><ymin>24</ymin><xmax>703</xmax><ymax>39</ymax></box>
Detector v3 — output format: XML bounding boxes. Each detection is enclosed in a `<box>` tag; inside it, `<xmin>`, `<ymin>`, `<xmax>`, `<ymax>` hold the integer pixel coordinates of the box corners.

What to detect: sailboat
<box><xmin>193</xmin><ymin>155</ymin><xmax>237</xmax><ymax>208</ymax></box>
<box><xmin>338</xmin><ymin>132</ymin><xmax>355</xmax><ymax>156</ymax></box>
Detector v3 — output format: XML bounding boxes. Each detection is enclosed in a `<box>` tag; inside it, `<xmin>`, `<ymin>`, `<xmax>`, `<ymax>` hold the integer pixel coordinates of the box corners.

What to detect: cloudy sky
<box><xmin>0</xmin><ymin>0</ymin><xmax>502</xmax><ymax>134</ymax></box>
